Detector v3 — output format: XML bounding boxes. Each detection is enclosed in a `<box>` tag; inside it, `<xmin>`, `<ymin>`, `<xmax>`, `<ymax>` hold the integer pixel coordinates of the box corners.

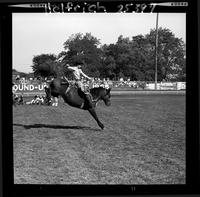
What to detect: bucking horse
<box><xmin>45</xmin><ymin>78</ymin><xmax>111</xmax><ymax>130</ymax></box>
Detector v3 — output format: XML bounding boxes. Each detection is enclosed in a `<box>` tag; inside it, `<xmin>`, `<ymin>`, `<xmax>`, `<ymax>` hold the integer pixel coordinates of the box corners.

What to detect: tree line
<box><xmin>31</xmin><ymin>27</ymin><xmax>186</xmax><ymax>82</ymax></box>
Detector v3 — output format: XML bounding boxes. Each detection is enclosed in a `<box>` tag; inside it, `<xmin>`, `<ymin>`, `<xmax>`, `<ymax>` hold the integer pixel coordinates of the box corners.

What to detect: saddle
<box><xmin>64</xmin><ymin>82</ymin><xmax>95</xmax><ymax>105</ymax></box>
<box><xmin>63</xmin><ymin>81</ymin><xmax>89</xmax><ymax>94</ymax></box>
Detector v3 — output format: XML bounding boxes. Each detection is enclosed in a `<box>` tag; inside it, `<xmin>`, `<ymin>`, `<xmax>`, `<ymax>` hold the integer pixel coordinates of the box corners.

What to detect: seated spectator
<box><xmin>104</xmin><ymin>82</ymin><xmax>109</xmax><ymax>89</ymax></box>
<box><xmin>18</xmin><ymin>94</ymin><xmax>24</xmax><ymax>104</ymax></box>
<box><xmin>35</xmin><ymin>95</ymin><xmax>43</xmax><ymax>105</ymax></box>
<box><xmin>30</xmin><ymin>95</ymin><xmax>38</xmax><ymax>105</ymax></box>
<box><xmin>13</xmin><ymin>94</ymin><xmax>19</xmax><ymax>102</ymax></box>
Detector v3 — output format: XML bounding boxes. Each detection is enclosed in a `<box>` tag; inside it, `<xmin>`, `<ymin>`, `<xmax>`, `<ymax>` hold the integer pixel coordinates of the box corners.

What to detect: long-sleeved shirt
<box><xmin>67</xmin><ymin>66</ymin><xmax>91</xmax><ymax>81</ymax></box>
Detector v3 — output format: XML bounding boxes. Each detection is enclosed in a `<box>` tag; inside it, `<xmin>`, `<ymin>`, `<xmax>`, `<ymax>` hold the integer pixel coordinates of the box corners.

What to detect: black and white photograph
<box><xmin>12</xmin><ymin>9</ymin><xmax>186</xmax><ymax>185</ymax></box>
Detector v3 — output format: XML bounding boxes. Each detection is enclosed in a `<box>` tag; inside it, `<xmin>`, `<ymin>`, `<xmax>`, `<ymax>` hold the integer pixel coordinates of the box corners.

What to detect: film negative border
<box><xmin>8</xmin><ymin>1</ymin><xmax>189</xmax><ymax>13</ymax></box>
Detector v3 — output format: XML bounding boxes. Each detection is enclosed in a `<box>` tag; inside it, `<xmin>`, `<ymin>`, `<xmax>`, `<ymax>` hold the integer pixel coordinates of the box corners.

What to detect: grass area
<box><xmin>13</xmin><ymin>95</ymin><xmax>185</xmax><ymax>184</ymax></box>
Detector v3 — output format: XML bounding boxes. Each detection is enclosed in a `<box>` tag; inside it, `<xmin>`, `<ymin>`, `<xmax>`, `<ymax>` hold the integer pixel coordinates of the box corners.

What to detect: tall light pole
<box><xmin>155</xmin><ymin>13</ymin><xmax>159</xmax><ymax>90</ymax></box>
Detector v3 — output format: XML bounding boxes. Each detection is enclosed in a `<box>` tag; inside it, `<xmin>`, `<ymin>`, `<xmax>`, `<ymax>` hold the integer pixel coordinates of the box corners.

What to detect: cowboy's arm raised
<box><xmin>80</xmin><ymin>70</ymin><xmax>91</xmax><ymax>80</ymax></box>
<box><xmin>66</xmin><ymin>66</ymin><xmax>76</xmax><ymax>71</ymax></box>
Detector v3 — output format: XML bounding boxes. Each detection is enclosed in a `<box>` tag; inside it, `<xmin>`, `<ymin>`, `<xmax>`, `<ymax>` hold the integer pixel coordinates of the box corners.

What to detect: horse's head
<box><xmin>90</xmin><ymin>87</ymin><xmax>112</xmax><ymax>106</ymax></box>
<box><xmin>101</xmin><ymin>87</ymin><xmax>111</xmax><ymax>106</ymax></box>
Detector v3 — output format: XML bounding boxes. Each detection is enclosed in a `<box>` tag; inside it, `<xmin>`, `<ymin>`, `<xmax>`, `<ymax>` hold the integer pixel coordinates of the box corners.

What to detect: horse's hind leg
<box><xmin>88</xmin><ymin>108</ymin><xmax>104</xmax><ymax>130</ymax></box>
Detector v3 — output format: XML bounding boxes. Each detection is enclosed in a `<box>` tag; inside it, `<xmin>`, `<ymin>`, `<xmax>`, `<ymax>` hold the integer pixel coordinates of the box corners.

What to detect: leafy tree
<box><xmin>60</xmin><ymin>33</ymin><xmax>102</xmax><ymax>77</ymax></box>
<box><xmin>130</xmin><ymin>35</ymin><xmax>156</xmax><ymax>81</ymax></box>
<box><xmin>100</xmin><ymin>44</ymin><xmax>117</xmax><ymax>79</ymax></box>
<box><xmin>12</xmin><ymin>69</ymin><xmax>27</xmax><ymax>79</ymax></box>
<box><xmin>101</xmin><ymin>29</ymin><xmax>186</xmax><ymax>81</ymax></box>
<box><xmin>102</xmin><ymin>55</ymin><xmax>117</xmax><ymax>79</ymax></box>
<box><xmin>102</xmin><ymin>35</ymin><xmax>152</xmax><ymax>81</ymax></box>
<box><xmin>101</xmin><ymin>36</ymin><xmax>133</xmax><ymax>80</ymax></box>
<box><xmin>32</xmin><ymin>54</ymin><xmax>61</xmax><ymax>78</ymax></box>
<box><xmin>26</xmin><ymin>72</ymin><xmax>35</xmax><ymax>79</ymax></box>
<box><xmin>146</xmin><ymin>28</ymin><xmax>186</xmax><ymax>81</ymax></box>
<box><xmin>30</xmin><ymin>28</ymin><xmax>186</xmax><ymax>82</ymax></box>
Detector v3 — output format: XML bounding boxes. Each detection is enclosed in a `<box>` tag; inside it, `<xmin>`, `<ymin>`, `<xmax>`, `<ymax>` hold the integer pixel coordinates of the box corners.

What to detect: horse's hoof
<box><xmin>99</xmin><ymin>124</ymin><xmax>104</xmax><ymax>130</ymax></box>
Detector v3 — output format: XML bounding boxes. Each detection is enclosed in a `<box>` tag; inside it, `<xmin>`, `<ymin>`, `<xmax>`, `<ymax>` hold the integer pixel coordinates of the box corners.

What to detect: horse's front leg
<box><xmin>88</xmin><ymin>108</ymin><xmax>104</xmax><ymax>130</ymax></box>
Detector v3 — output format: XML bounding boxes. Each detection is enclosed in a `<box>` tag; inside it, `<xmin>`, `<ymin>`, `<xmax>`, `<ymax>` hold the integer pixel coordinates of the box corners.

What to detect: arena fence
<box><xmin>12</xmin><ymin>81</ymin><xmax>186</xmax><ymax>97</ymax></box>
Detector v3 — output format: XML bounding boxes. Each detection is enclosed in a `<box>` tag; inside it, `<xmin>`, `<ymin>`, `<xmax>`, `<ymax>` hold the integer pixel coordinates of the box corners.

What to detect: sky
<box><xmin>13</xmin><ymin>13</ymin><xmax>186</xmax><ymax>73</ymax></box>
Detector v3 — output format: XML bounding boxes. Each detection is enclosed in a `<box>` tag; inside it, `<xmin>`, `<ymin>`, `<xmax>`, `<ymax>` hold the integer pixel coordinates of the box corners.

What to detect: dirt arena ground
<box><xmin>13</xmin><ymin>94</ymin><xmax>185</xmax><ymax>184</ymax></box>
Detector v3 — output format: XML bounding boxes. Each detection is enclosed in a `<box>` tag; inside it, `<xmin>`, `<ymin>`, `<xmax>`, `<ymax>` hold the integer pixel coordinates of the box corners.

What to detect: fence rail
<box><xmin>13</xmin><ymin>81</ymin><xmax>186</xmax><ymax>96</ymax></box>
